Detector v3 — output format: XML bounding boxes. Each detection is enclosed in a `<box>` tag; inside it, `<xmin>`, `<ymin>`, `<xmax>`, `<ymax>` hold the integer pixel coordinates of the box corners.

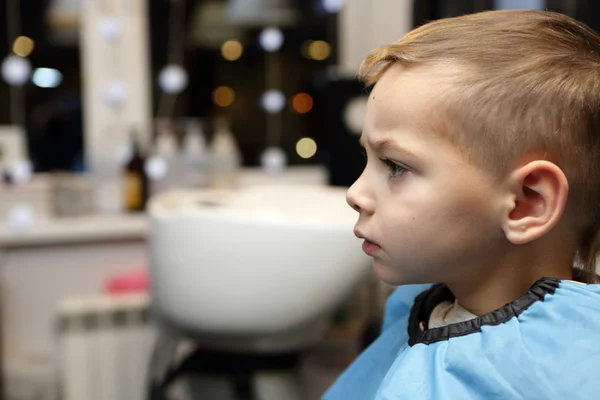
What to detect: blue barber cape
<box><xmin>323</xmin><ymin>279</ymin><xmax>600</xmax><ymax>399</ymax></box>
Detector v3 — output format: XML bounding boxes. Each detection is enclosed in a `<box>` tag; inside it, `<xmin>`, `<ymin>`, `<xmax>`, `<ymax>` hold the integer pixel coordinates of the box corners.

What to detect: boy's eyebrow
<box><xmin>359</xmin><ymin>135</ymin><xmax>417</xmax><ymax>159</ymax></box>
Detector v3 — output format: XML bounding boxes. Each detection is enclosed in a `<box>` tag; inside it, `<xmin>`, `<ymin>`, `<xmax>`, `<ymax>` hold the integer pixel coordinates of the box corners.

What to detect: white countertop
<box><xmin>0</xmin><ymin>214</ymin><xmax>148</xmax><ymax>248</ymax></box>
<box><xmin>0</xmin><ymin>166</ymin><xmax>329</xmax><ymax>248</ymax></box>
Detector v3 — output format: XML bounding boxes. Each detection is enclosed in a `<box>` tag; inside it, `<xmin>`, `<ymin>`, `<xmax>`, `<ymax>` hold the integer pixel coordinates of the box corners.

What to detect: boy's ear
<box><xmin>502</xmin><ymin>160</ymin><xmax>569</xmax><ymax>245</ymax></box>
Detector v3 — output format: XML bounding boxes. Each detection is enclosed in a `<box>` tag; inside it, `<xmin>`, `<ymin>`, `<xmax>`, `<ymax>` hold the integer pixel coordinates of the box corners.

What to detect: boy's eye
<box><xmin>381</xmin><ymin>159</ymin><xmax>408</xmax><ymax>177</ymax></box>
<box><xmin>360</xmin><ymin>148</ymin><xmax>408</xmax><ymax>177</ymax></box>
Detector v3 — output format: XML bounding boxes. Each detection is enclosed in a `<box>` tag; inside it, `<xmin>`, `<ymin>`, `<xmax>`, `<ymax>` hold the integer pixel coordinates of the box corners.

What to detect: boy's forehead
<box><xmin>365</xmin><ymin>64</ymin><xmax>454</xmax><ymax>135</ymax></box>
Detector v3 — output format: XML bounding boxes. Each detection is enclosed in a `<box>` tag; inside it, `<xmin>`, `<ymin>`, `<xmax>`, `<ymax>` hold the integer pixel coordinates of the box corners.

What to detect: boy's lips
<box><xmin>362</xmin><ymin>240</ymin><xmax>381</xmax><ymax>256</ymax></box>
<box><xmin>353</xmin><ymin>227</ymin><xmax>382</xmax><ymax>256</ymax></box>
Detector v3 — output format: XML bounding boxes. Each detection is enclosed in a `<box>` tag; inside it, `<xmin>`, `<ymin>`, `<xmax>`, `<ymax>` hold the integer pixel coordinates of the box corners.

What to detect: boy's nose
<box><xmin>346</xmin><ymin>176</ymin><xmax>375</xmax><ymax>215</ymax></box>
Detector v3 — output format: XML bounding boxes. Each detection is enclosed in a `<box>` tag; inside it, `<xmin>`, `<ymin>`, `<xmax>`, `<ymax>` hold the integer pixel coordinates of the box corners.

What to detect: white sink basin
<box><xmin>147</xmin><ymin>184</ymin><xmax>369</xmax><ymax>352</ymax></box>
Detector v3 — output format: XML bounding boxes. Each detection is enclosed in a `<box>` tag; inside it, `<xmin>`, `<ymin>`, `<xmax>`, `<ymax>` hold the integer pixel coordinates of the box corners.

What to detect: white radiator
<box><xmin>56</xmin><ymin>293</ymin><xmax>157</xmax><ymax>400</ymax></box>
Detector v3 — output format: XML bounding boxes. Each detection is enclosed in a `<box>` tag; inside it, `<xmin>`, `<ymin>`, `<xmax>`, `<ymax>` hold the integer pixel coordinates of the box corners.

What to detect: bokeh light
<box><xmin>32</xmin><ymin>68</ymin><xmax>63</xmax><ymax>88</ymax></box>
<box><xmin>221</xmin><ymin>40</ymin><xmax>243</xmax><ymax>61</ymax></box>
<box><xmin>13</xmin><ymin>36</ymin><xmax>34</xmax><ymax>57</ymax></box>
<box><xmin>308</xmin><ymin>40</ymin><xmax>331</xmax><ymax>61</ymax></box>
<box><xmin>259</xmin><ymin>27</ymin><xmax>284</xmax><ymax>52</ymax></box>
<box><xmin>291</xmin><ymin>93</ymin><xmax>313</xmax><ymax>114</ymax></box>
<box><xmin>261</xmin><ymin>90</ymin><xmax>286</xmax><ymax>113</ymax></box>
<box><xmin>212</xmin><ymin>86</ymin><xmax>236</xmax><ymax>107</ymax></box>
<box><xmin>322</xmin><ymin>0</ymin><xmax>345</xmax><ymax>13</ymax></box>
<box><xmin>296</xmin><ymin>137</ymin><xmax>317</xmax><ymax>159</ymax></box>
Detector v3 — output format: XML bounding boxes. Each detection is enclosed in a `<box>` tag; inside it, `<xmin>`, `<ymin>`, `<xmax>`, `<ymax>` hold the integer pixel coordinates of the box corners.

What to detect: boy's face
<box><xmin>347</xmin><ymin>65</ymin><xmax>508</xmax><ymax>285</ymax></box>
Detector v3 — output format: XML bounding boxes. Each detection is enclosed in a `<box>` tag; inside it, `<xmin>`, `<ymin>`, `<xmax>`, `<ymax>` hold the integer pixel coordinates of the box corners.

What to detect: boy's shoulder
<box><xmin>325</xmin><ymin>279</ymin><xmax>600</xmax><ymax>399</ymax></box>
<box><xmin>377</xmin><ymin>279</ymin><xmax>600</xmax><ymax>399</ymax></box>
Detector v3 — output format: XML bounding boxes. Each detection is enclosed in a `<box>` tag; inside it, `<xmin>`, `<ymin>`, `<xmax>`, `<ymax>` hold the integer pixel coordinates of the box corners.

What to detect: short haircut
<box><xmin>358</xmin><ymin>10</ymin><xmax>600</xmax><ymax>281</ymax></box>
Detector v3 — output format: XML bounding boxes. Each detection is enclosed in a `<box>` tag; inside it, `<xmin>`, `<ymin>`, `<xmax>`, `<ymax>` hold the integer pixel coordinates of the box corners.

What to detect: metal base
<box><xmin>148</xmin><ymin>333</ymin><xmax>305</xmax><ymax>400</ymax></box>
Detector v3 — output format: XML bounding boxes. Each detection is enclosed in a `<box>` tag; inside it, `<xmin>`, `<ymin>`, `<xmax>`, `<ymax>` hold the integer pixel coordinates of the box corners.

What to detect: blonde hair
<box><xmin>358</xmin><ymin>10</ymin><xmax>600</xmax><ymax>282</ymax></box>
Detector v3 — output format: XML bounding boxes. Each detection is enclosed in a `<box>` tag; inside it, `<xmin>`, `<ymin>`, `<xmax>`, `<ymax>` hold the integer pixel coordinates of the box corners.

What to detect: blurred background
<box><xmin>0</xmin><ymin>0</ymin><xmax>595</xmax><ymax>399</ymax></box>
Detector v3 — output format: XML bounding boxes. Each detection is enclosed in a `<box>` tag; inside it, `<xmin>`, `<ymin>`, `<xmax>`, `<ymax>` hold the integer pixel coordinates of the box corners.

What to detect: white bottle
<box><xmin>209</xmin><ymin>118</ymin><xmax>242</xmax><ymax>188</ymax></box>
<box><xmin>181</xmin><ymin>119</ymin><xmax>208</xmax><ymax>189</ymax></box>
<box><xmin>147</xmin><ymin>127</ymin><xmax>180</xmax><ymax>195</ymax></box>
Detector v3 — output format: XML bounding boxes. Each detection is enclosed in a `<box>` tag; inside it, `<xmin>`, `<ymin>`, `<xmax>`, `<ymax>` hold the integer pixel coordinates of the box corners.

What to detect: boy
<box><xmin>324</xmin><ymin>9</ymin><xmax>600</xmax><ymax>400</ymax></box>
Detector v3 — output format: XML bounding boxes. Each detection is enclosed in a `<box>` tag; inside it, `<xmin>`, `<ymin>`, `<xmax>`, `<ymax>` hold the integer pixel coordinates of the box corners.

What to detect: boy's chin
<box><xmin>371</xmin><ymin>260</ymin><xmax>432</xmax><ymax>286</ymax></box>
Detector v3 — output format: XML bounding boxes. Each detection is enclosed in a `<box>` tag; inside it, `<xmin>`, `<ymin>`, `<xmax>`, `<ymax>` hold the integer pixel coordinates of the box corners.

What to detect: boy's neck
<box><xmin>446</xmin><ymin>235</ymin><xmax>575</xmax><ymax>316</ymax></box>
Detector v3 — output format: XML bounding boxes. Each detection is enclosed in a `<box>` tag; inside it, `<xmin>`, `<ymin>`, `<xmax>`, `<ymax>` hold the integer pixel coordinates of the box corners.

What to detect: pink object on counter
<box><xmin>105</xmin><ymin>268</ymin><xmax>150</xmax><ymax>295</ymax></box>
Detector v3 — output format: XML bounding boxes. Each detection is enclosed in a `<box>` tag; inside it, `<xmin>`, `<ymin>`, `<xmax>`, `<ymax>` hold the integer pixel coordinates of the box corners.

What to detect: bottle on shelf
<box><xmin>181</xmin><ymin>119</ymin><xmax>208</xmax><ymax>189</ymax></box>
<box><xmin>147</xmin><ymin>124</ymin><xmax>181</xmax><ymax>196</ymax></box>
<box><xmin>208</xmin><ymin>118</ymin><xmax>242</xmax><ymax>188</ymax></box>
<box><xmin>122</xmin><ymin>130</ymin><xmax>149</xmax><ymax>212</ymax></box>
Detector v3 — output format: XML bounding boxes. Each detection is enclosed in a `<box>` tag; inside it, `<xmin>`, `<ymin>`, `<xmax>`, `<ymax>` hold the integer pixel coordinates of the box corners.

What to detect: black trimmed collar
<box><xmin>407</xmin><ymin>277</ymin><xmax>561</xmax><ymax>346</ymax></box>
